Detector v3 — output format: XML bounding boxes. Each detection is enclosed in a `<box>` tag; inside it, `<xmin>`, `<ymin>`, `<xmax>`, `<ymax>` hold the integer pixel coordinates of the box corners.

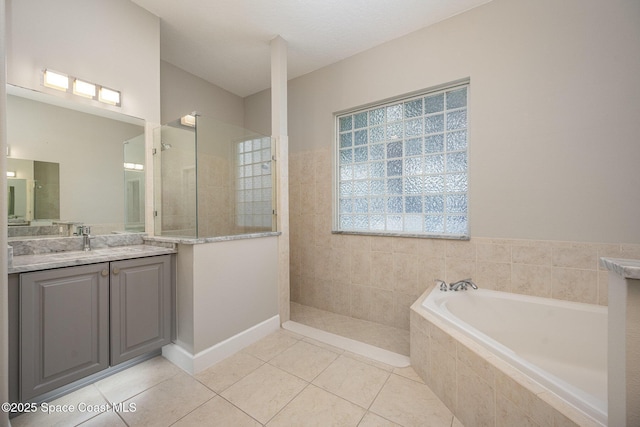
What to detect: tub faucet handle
<box><xmin>436</xmin><ymin>279</ymin><xmax>448</xmax><ymax>292</ymax></box>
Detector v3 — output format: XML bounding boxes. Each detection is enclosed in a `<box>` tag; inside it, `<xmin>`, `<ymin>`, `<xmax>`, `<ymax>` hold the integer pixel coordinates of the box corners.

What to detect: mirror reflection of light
<box><xmin>124</xmin><ymin>163</ymin><xmax>144</xmax><ymax>171</ymax></box>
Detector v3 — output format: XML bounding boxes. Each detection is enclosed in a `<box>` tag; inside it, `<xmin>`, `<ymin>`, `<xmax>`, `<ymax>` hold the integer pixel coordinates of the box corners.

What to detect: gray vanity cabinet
<box><xmin>18</xmin><ymin>254</ymin><xmax>172</xmax><ymax>401</ymax></box>
<box><xmin>20</xmin><ymin>263</ymin><xmax>110</xmax><ymax>401</ymax></box>
<box><xmin>110</xmin><ymin>256</ymin><xmax>171</xmax><ymax>365</ymax></box>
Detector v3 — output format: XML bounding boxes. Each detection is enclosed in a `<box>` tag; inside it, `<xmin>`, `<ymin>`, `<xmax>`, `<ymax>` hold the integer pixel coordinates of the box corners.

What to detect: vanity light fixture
<box><xmin>181</xmin><ymin>114</ymin><xmax>196</xmax><ymax>127</ymax></box>
<box><xmin>73</xmin><ymin>78</ymin><xmax>96</xmax><ymax>98</ymax></box>
<box><xmin>43</xmin><ymin>69</ymin><xmax>69</xmax><ymax>91</ymax></box>
<box><xmin>42</xmin><ymin>69</ymin><xmax>122</xmax><ymax>107</ymax></box>
<box><xmin>99</xmin><ymin>86</ymin><xmax>121</xmax><ymax>106</ymax></box>
<box><xmin>6</xmin><ymin>171</ymin><xmax>16</xmax><ymax>178</ymax></box>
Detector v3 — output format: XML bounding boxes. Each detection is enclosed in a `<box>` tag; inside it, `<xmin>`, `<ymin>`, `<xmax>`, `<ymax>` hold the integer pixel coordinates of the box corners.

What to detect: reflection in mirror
<box><xmin>7</xmin><ymin>159</ymin><xmax>60</xmax><ymax>223</ymax></box>
<box><xmin>124</xmin><ymin>133</ymin><xmax>145</xmax><ymax>232</ymax></box>
<box><xmin>7</xmin><ymin>85</ymin><xmax>145</xmax><ymax>238</ymax></box>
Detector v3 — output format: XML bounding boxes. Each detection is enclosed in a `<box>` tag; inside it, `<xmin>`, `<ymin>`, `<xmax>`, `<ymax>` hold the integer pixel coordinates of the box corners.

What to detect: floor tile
<box><xmin>269</xmin><ymin>340</ymin><xmax>339</xmax><ymax>381</ymax></box>
<box><xmin>221</xmin><ymin>363</ymin><xmax>308</xmax><ymax>424</ymax></box>
<box><xmin>242</xmin><ymin>330</ymin><xmax>300</xmax><ymax>362</ymax></box>
<box><xmin>11</xmin><ymin>385</ymin><xmax>107</xmax><ymax>427</ymax></box>
<box><xmin>195</xmin><ymin>352</ymin><xmax>264</xmax><ymax>393</ymax></box>
<box><xmin>76</xmin><ymin>411</ymin><xmax>127</xmax><ymax>426</ymax></box>
<box><xmin>392</xmin><ymin>366</ymin><xmax>425</xmax><ymax>383</ymax></box>
<box><xmin>313</xmin><ymin>355</ymin><xmax>390</xmax><ymax>409</ymax></box>
<box><xmin>118</xmin><ymin>371</ymin><xmax>215</xmax><ymax>427</ymax></box>
<box><xmin>370</xmin><ymin>374</ymin><xmax>453</xmax><ymax>427</ymax></box>
<box><xmin>95</xmin><ymin>356</ymin><xmax>183</xmax><ymax>403</ymax></box>
<box><xmin>358</xmin><ymin>412</ymin><xmax>402</xmax><ymax>427</ymax></box>
<box><xmin>267</xmin><ymin>384</ymin><xmax>366</xmax><ymax>427</ymax></box>
<box><xmin>291</xmin><ymin>303</ymin><xmax>410</xmax><ymax>355</ymax></box>
<box><xmin>172</xmin><ymin>396</ymin><xmax>260</xmax><ymax>427</ymax></box>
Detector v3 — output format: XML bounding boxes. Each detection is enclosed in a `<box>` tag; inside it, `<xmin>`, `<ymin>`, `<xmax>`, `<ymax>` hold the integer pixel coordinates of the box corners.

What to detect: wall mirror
<box><xmin>6</xmin><ymin>84</ymin><xmax>145</xmax><ymax>238</ymax></box>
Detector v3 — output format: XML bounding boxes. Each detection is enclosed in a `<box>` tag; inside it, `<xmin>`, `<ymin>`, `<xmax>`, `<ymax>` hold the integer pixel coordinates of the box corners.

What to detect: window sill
<box><xmin>331</xmin><ymin>230</ymin><xmax>469</xmax><ymax>241</ymax></box>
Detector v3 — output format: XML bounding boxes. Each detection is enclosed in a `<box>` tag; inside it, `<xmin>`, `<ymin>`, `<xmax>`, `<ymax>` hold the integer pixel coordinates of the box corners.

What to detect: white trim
<box><xmin>282</xmin><ymin>320</ymin><xmax>410</xmax><ymax>368</ymax></box>
<box><xmin>162</xmin><ymin>315</ymin><xmax>280</xmax><ymax>374</ymax></box>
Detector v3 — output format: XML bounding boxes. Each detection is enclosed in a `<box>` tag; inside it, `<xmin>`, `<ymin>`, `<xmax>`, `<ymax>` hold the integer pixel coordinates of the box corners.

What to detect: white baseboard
<box><xmin>163</xmin><ymin>315</ymin><xmax>280</xmax><ymax>374</ymax></box>
<box><xmin>282</xmin><ymin>320</ymin><xmax>410</xmax><ymax>368</ymax></box>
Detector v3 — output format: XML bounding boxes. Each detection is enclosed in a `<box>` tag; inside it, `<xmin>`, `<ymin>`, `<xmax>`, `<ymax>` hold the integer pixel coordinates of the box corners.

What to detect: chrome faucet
<box><xmin>449</xmin><ymin>278</ymin><xmax>478</xmax><ymax>291</ymax></box>
<box><xmin>76</xmin><ymin>225</ymin><xmax>94</xmax><ymax>251</ymax></box>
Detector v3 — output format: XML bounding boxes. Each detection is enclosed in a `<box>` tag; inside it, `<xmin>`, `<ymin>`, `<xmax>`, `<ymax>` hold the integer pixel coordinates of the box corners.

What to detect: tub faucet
<box><xmin>436</xmin><ymin>279</ymin><xmax>448</xmax><ymax>291</ymax></box>
<box><xmin>449</xmin><ymin>278</ymin><xmax>478</xmax><ymax>291</ymax></box>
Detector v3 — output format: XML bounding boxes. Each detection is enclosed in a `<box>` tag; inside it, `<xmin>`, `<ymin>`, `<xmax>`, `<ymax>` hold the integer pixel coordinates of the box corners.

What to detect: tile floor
<box><xmin>290</xmin><ymin>302</ymin><xmax>410</xmax><ymax>356</ymax></box>
<box><xmin>11</xmin><ymin>329</ymin><xmax>460</xmax><ymax>427</ymax></box>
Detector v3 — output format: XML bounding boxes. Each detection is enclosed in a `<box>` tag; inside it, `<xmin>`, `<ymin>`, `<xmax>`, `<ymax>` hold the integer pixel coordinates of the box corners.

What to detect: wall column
<box><xmin>271</xmin><ymin>36</ymin><xmax>290</xmax><ymax>323</ymax></box>
<box><xmin>1</xmin><ymin>0</ymin><xmax>10</xmax><ymax>425</ymax></box>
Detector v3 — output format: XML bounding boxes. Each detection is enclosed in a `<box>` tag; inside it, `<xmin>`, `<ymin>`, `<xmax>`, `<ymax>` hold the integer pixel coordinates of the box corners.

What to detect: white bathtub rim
<box><xmin>412</xmin><ymin>288</ymin><xmax>606</xmax><ymax>427</ymax></box>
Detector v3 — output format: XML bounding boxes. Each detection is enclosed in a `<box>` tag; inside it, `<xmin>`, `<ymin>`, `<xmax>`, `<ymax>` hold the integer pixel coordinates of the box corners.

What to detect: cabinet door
<box><xmin>20</xmin><ymin>263</ymin><xmax>109</xmax><ymax>401</ymax></box>
<box><xmin>110</xmin><ymin>255</ymin><xmax>171</xmax><ymax>365</ymax></box>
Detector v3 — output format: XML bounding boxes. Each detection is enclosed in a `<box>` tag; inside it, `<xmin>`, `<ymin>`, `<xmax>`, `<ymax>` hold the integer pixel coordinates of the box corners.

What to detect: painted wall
<box><xmin>245</xmin><ymin>0</ymin><xmax>640</xmax><ymax>245</ymax></box>
<box><xmin>174</xmin><ymin>237</ymin><xmax>279</xmax><ymax>354</ymax></box>
<box><xmin>6</xmin><ymin>0</ymin><xmax>160</xmax><ymax>123</ymax></box>
<box><xmin>161</xmin><ymin>60</ymin><xmax>244</xmax><ymax>126</ymax></box>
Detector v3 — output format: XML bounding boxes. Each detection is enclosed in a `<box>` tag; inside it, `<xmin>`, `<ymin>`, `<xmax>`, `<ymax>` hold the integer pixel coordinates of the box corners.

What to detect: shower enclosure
<box><xmin>154</xmin><ymin>113</ymin><xmax>275</xmax><ymax>238</ymax></box>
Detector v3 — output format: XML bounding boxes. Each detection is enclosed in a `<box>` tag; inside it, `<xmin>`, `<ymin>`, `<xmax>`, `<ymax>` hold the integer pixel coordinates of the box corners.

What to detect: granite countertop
<box><xmin>145</xmin><ymin>231</ymin><xmax>281</xmax><ymax>245</ymax></box>
<box><xmin>600</xmin><ymin>257</ymin><xmax>640</xmax><ymax>280</ymax></box>
<box><xmin>9</xmin><ymin>245</ymin><xmax>177</xmax><ymax>274</ymax></box>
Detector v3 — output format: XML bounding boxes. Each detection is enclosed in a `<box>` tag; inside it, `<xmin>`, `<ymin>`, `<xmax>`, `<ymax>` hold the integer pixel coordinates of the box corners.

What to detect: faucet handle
<box><xmin>436</xmin><ymin>279</ymin><xmax>448</xmax><ymax>291</ymax></box>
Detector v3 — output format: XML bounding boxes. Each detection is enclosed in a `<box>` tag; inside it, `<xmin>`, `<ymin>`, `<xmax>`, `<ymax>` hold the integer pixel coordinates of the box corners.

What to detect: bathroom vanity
<box><xmin>8</xmin><ymin>239</ymin><xmax>176</xmax><ymax>404</ymax></box>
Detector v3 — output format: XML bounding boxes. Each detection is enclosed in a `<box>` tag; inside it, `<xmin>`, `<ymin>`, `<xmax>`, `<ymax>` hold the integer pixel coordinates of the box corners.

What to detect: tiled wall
<box><xmin>409</xmin><ymin>305</ymin><xmax>600</xmax><ymax>427</ymax></box>
<box><xmin>290</xmin><ymin>147</ymin><xmax>640</xmax><ymax>331</ymax></box>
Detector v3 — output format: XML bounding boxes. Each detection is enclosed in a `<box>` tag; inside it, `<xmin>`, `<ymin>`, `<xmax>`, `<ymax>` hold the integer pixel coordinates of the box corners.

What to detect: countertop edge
<box><xmin>9</xmin><ymin>245</ymin><xmax>177</xmax><ymax>274</ymax></box>
<box><xmin>600</xmin><ymin>257</ymin><xmax>640</xmax><ymax>280</ymax></box>
<box><xmin>144</xmin><ymin>231</ymin><xmax>281</xmax><ymax>245</ymax></box>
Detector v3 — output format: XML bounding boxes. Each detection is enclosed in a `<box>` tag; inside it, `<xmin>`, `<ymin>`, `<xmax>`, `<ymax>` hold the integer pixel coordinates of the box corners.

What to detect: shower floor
<box><xmin>290</xmin><ymin>303</ymin><xmax>410</xmax><ymax>356</ymax></box>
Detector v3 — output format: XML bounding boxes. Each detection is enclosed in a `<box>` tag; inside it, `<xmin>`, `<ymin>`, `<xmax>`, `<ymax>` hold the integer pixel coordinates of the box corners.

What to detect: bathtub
<box><xmin>420</xmin><ymin>287</ymin><xmax>607</xmax><ymax>425</ymax></box>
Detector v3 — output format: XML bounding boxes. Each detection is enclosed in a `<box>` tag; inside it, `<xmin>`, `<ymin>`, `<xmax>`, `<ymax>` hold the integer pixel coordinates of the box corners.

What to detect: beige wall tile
<box><xmin>512</xmin><ymin>244</ymin><xmax>552</xmax><ymax>266</ymax></box>
<box><xmin>456</xmin><ymin>343</ymin><xmax>496</xmax><ymax>385</ymax></box>
<box><xmin>417</xmin><ymin>258</ymin><xmax>446</xmax><ymax>295</ymax></box>
<box><xmin>329</xmin><ymin>280</ymin><xmax>351</xmax><ymax>316</ymax></box>
<box><xmin>370</xmin><ymin>288</ymin><xmax>395</xmax><ymax>326</ymax></box>
<box><xmin>393</xmin><ymin>253</ymin><xmax>419</xmax><ymax>296</ymax></box>
<box><xmin>416</xmin><ymin>238</ymin><xmax>446</xmax><ymax>259</ymax></box>
<box><xmin>371</xmin><ymin>236</ymin><xmax>393</xmax><ymax>252</ymax></box>
<box><xmin>445</xmin><ymin>258</ymin><xmax>476</xmax><ymax>284</ymax></box>
<box><xmin>552</xmin><ymin>245</ymin><xmax>598</xmax><ymax>270</ymax></box>
<box><xmin>551</xmin><ymin>267</ymin><xmax>597</xmax><ymax>304</ymax></box>
<box><xmin>512</xmin><ymin>264</ymin><xmax>552</xmax><ymax>297</ymax></box>
<box><xmin>393</xmin><ymin>293</ymin><xmax>415</xmax><ymax>330</ymax></box>
<box><xmin>476</xmin><ymin>262</ymin><xmax>511</xmax><ymax>292</ymax></box>
<box><xmin>621</xmin><ymin>243</ymin><xmax>640</xmax><ymax>259</ymax></box>
<box><xmin>392</xmin><ymin>236</ymin><xmax>419</xmax><ymax>254</ymax></box>
<box><xmin>370</xmin><ymin>251</ymin><xmax>395</xmax><ymax>290</ymax></box>
<box><xmin>350</xmin><ymin>284</ymin><xmax>372</xmax><ymax>321</ymax></box>
<box><xmin>446</xmin><ymin>240</ymin><xmax>476</xmax><ymax>260</ymax></box>
<box><xmin>597</xmin><ymin>271</ymin><xmax>609</xmax><ymax>306</ymax></box>
<box><xmin>351</xmin><ymin>249</ymin><xmax>372</xmax><ymax>286</ymax></box>
<box><xmin>455</xmin><ymin>363</ymin><xmax>495</xmax><ymax>427</ymax></box>
<box><xmin>477</xmin><ymin>243</ymin><xmax>511</xmax><ymax>263</ymax></box>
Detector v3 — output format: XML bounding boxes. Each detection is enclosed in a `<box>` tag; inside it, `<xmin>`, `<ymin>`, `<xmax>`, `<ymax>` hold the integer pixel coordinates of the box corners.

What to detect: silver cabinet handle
<box><xmin>112</xmin><ymin>267</ymin><xmax>120</xmax><ymax>275</ymax></box>
<box><xmin>101</xmin><ymin>269</ymin><xmax>109</xmax><ymax>277</ymax></box>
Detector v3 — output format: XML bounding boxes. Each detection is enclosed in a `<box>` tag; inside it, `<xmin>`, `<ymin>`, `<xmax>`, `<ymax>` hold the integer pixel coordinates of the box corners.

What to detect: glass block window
<box><xmin>336</xmin><ymin>83</ymin><xmax>469</xmax><ymax>237</ymax></box>
<box><xmin>236</xmin><ymin>137</ymin><xmax>273</xmax><ymax>228</ymax></box>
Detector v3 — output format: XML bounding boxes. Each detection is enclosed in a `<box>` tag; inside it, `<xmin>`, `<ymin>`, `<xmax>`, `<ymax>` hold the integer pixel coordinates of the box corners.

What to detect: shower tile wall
<box><xmin>197</xmin><ymin>153</ymin><xmax>234</xmax><ymax>237</ymax></box>
<box><xmin>289</xmin><ymin>147</ymin><xmax>640</xmax><ymax>331</ymax></box>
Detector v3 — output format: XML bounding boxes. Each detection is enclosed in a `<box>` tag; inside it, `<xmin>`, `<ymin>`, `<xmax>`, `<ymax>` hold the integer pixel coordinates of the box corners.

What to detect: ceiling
<box><xmin>131</xmin><ymin>0</ymin><xmax>491</xmax><ymax>98</ymax></box>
